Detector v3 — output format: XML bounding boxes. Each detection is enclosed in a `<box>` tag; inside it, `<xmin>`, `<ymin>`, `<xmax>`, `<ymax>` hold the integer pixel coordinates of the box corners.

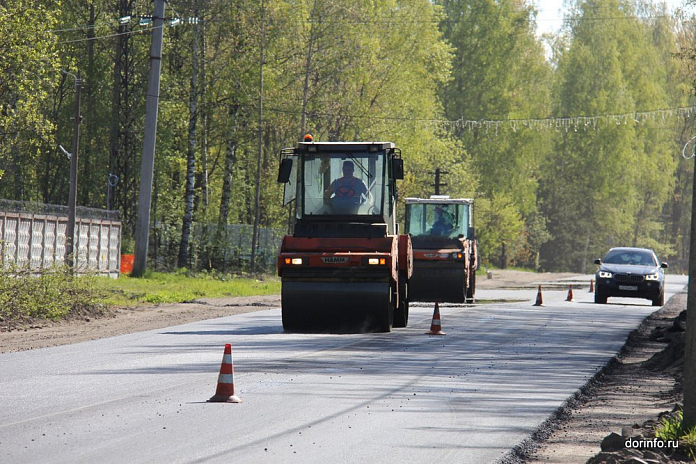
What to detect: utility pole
<box><xmin>300</xmin><ymin>0</ymin><xmax>319</xmax><ymax>139</ymax></box>
<box><xmin>683</xmin><ymin>146</ymin><xmax>696</xmax><ymax>428</ymax></box>
<box><xmin>132</xmin><ymin>0</ymin><xmax>166</xmax><ymax>277</ymax></box>
<box><xmin>64</xmin><ymin>71</ymin><xmax>83</xmax><ymax>273</ymax></box>
<box><xmin>433</xmin><ymin>168</ymin><xmax>448</xmax><ymax>195</ymax></box>
<box><xmin>250</xmin><ymin>0</ymin><xmax>265</xmax><ymax>273</ymax></box>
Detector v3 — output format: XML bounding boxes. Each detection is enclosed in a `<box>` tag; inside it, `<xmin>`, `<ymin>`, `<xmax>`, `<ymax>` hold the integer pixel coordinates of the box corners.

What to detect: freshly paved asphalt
<box><xmin>0</xmin><ymin>275</ymin><xmax>687</xmax><ymax>463</ymax></box>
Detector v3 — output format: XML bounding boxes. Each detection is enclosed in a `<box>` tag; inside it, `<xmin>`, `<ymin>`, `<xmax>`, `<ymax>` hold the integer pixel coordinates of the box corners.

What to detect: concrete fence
<box><xmin>0</xmin><ymin>201</ymin><xmax>121</xmax><ymax>277</ymax></box>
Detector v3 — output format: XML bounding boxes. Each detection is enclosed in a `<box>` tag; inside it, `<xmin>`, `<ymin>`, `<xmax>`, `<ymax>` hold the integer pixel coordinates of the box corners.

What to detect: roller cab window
<box><xmin>301</xmin><ymin>151</ymin><xmax>384</xmax><ymax>218</ymax></box>
<box><xmin>406</xmin><ymin>203</ymin><xmax>469</xmax><ymax>238</ymax></box>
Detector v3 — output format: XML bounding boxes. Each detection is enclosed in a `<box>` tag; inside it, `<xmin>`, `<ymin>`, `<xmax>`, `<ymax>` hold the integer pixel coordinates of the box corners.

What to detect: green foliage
<box><xmin>654</xmin><ymin>410</ymin><xmax>696</xmax><ymax>459</ymax></box>
<box><xmin>437</xmin><ymin>0</ymin><xmax>553</xmax><ymax>266</ymax></box>
<box><xmin>474</xmin><ymin>193</ymin><xmax>524</xmax><ymax>266</ymax></box>
<box><xmin>538</xmin><ymin>0</ymin><xmax>685</xmax><ymax>272</ymax></box>
<box><xmin>0</xmin><ymin>0</ymin><xmax>61</xmax><ymax>200</ymax></box>
<box><xmin>92</xmin><ymin>271</ymin><xmax>281</xmax><ymax>307</ymax></box>
<box><xmin>0</xmin><ymin>266</ymin><xmax>280</xmax><ymax>326</ymax></box>
<box><xmin>0</xmin><ymin>265</ymin><xmax>106</xmax><ymax>327</ymax></box>
<box><xmin>0</xmin><ymin>0</ymin><xmax>694</xmax><ymax>275</ymax></box>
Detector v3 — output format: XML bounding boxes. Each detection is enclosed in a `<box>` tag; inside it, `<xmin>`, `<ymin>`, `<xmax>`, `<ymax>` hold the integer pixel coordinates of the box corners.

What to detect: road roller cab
<box><xmin>404</xmin><ymin>196</ymin><xmax>478</xmax><ymax>303</ymax></box>
<box><xmin>276</xmin><ymin>139</ymin><xmax>412</xmax><ymax>332</ymax></box>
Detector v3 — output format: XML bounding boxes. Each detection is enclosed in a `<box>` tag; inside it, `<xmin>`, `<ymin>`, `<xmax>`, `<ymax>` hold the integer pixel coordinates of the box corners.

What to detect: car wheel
<box><xmin>594</xmin><ymin>290</ymin><xmax>607</xmax><ymax>304</ymax></box>
<box><xmin>652</xmin><ymin>290</ymin><xmax>665</xmax><ymax>307</ymax></box>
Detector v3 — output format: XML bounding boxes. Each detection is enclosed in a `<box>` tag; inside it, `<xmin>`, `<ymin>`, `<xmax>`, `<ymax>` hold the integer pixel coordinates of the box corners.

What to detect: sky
<box><xmin>534</xmin><ymin>0</ymin><xmax>690</xmax><ymax>37</ymax></box>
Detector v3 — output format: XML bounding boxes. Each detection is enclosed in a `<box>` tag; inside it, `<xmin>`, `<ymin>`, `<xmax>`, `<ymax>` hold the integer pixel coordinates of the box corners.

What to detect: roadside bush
<box><xmin>0</xmin><ymin>265</ymin><xmax>106</xmax><ymax>328</ymax></box>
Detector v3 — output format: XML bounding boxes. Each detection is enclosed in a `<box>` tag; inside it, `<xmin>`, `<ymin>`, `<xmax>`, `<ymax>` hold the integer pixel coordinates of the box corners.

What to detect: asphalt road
<box><xmin>0</xmin><ymin>274</ymin><xmax>687</xmax><ymax>464</ymax></box>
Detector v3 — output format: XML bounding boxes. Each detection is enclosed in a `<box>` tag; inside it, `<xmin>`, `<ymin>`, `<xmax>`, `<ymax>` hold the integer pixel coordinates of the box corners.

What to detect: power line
<box><xmin>265</xmin><ymin>105</ymin><xmax>696</xmax><ymax>130</ymax></box>
<box><xmin>57</xmin><ymin>26</ymin><xmax>157</xmax><ymax>44</ymax></box>
<box><xmin>48</xmin><ymin>10</ymin><xmax>687</xmax><ymax>36</ymax></box>
<box><xmin>55</xmin><ymin>15</ymin><xmax>204</xmax><ymax>45</ymax></box>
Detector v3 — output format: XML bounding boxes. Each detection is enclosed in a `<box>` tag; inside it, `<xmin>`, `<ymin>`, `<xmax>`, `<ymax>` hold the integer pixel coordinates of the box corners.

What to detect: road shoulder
<box><xmin>505</xmin><ymin>291</ymin><xmax>685</xmax><ymax>463</ymax></box>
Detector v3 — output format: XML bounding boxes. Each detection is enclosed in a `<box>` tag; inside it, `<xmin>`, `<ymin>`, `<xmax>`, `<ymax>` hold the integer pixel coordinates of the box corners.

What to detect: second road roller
<box><xmin>404</xmin><ymin>196</ymin><xmax>478</xmax><ymax>303</ymax></box>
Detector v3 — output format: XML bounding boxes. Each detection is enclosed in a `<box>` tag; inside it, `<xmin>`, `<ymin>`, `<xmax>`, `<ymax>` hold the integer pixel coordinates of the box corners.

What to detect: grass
<box><xmin>0</xmin><ymin>266</ymin><xmax>280</xmax><ymax>328</ymax></box>
<box><xmin>93</xmin><ymin>270</ymin><xmax>281</xmax><ymax>307</ymax></box>
<box><xmin>654</xmin><ymin>410</ymin><xmax>696</xmax><ymax>459</ymax></box>
<box><xmin>479</xmin><ymin>265</ymin><xmax>536</xmax><ymax>273</ymax></box>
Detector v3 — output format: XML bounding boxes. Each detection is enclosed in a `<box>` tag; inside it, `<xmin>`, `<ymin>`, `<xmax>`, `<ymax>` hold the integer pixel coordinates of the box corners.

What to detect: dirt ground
<box><xmin>0</xmin><ymin>270</ymin><xmax>687</xmax><ymax>462</ymax></box>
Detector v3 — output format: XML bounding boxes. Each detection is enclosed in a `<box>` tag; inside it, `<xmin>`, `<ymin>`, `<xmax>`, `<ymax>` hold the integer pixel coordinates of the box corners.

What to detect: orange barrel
<box><xmin>120</xmin><ymin>254</ymin><xmax>134</xmax><ymax>274</ymax></box>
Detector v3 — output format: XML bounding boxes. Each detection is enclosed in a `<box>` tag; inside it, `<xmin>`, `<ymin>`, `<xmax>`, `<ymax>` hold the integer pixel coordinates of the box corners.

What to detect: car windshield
<box><xmin>603</xmin><ymin>250</ymin><xmax>657</xmax><ymax>266</ymax></box>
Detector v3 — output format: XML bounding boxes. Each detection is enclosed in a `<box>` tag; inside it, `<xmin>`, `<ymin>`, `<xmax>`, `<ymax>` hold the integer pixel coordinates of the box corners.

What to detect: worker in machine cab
<box><xmin>324</xmin><ymin>160</ymin><xmax>368</xmax><ymax>213</ymax></box>
<box><xmin>430</xmin><ymin>205</ymin><xmax>454</xmax><ymax>236</ymax></box>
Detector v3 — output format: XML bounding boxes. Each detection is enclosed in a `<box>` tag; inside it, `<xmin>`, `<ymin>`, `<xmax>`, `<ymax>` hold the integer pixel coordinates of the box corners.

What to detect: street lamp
<box><xmin>62</xmin><ymin>70</ymin><xmax>83</xmax><ymax>273</ymax></box>
<box><xmin>58</xmin><ymin>144</ymin><xmax>72</xmax><ymax>159</ymax></box>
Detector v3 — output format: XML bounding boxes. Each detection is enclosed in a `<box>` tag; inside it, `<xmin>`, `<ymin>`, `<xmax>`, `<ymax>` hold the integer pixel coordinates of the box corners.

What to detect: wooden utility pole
<box><xmin>683</xmin><ymin>152</ymin><xmax>696</xmax><ymax>428</ymax></box>
<box><xmin>64</xmin><ymin>71</ymin><xmax>83</xmax><ymax>273</ymax></box>
<box><xmin>250</xmin><ymin>0</ymin><xmax>265</xmax><ymax>273</ymax></box>
<box><xmin>133</xmin><ymin>0</ymin><xmax>166</xmax><ymax>276</ymax></box>
<box><xmin>433</xmin><ymin>168</ymin><xmax>448</xmax><ymax>195</ymax></box>
<box><xmin>300</xmin><ymin>0</ymin><xmax>318</xmax><ymax>138</ymax></box>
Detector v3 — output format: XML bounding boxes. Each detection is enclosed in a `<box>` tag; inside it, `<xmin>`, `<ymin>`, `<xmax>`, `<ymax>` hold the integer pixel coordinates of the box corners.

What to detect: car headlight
<box><xmin>598</xmin><ymin>271</ymin><xmax>612</xmax><ymax>278</ymax></box>
<box><xmin>645</xmin><ymin>273</ymin><xmax>659</xmax><ymax>281</ymax></box>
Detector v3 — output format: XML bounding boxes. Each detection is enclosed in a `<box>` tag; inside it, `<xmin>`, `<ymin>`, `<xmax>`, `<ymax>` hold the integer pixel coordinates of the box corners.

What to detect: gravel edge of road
<box><xmin>498</xmin><ymin>289</ymin><xmax>686</xmax><ymax>464</ymax></box>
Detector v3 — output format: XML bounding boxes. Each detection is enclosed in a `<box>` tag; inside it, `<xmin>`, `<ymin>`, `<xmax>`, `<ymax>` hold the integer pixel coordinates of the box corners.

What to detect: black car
<box><xmin>594</xmin><ymin>247</ymin><xmax>668</xmax><ymax>306</ymax></box>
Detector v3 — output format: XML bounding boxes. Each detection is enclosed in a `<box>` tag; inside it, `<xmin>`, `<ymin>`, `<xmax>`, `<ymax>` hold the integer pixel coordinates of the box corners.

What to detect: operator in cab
<box><xmin>323</xmin><ymin>160</ymin><xmax>368</xmax><ymax>214</ymax></box>
<box><xmin>430</xmin><ymin>205</ymin><xmax>454</xmax><ymax>236</ymax></box>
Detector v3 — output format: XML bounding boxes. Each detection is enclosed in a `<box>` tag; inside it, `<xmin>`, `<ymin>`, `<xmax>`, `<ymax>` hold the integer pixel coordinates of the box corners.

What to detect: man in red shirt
<box><xmin>324</xmin><ymin>160</ymin><xmax>368</xmax><ymax>213</ymax></box>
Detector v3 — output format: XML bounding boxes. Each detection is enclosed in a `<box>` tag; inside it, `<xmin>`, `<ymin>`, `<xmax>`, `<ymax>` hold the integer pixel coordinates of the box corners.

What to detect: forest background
<box><xmin>2</xmin><ymin>0</ymin><xmax>696</xmax><ymax>275</ymax></box>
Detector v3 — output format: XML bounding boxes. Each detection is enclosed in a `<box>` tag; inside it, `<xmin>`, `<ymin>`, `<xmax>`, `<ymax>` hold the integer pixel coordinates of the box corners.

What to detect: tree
<box><xmin>178</xmin><ymin>0</ymin><xmax>204</xmax><ymax>269</ymax></box>
<box><xmin>539</xmin><ymin>0</ymin><xmax>681</xmax><ymax>272</ymax></box>
<box><xmin>264</xmin><ymin>0</ymin><xmax>475</xmax><ymax>223</ymax></box>
<box><xmin>0</xmin><ymin>1</ymin><xmax>61</xmax><ymax>198</ymax></box>
<box><xmin>437</xmin><ymin>0</ymin><xmax>553</xmax><ymax>265</ymax></box>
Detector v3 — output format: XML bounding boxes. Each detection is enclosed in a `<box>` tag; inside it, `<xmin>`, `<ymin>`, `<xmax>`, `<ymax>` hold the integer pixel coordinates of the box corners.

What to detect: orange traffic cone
<box><xmin>208</xmin><ymin>344</ymin><xmax>242</xmax><ymax>403</ymax></box>
<box><xmin>589</xmin><ymin>279</ymin><xmax>594</xmax><ymax>293</ymax></box>
<box><xmin>566</xmin><ymin>284</ymin><xmax>574</xmax><ymax>302</ymax></box>
<box><xmin>533</xmin><ymin>285</ymin><xmax>543</xmax><ymax>306</ymax></box>
<box><xmin>426</xmin><ymin>302</ymin><xmax>446</xmax><ymax>335</ymax></box>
